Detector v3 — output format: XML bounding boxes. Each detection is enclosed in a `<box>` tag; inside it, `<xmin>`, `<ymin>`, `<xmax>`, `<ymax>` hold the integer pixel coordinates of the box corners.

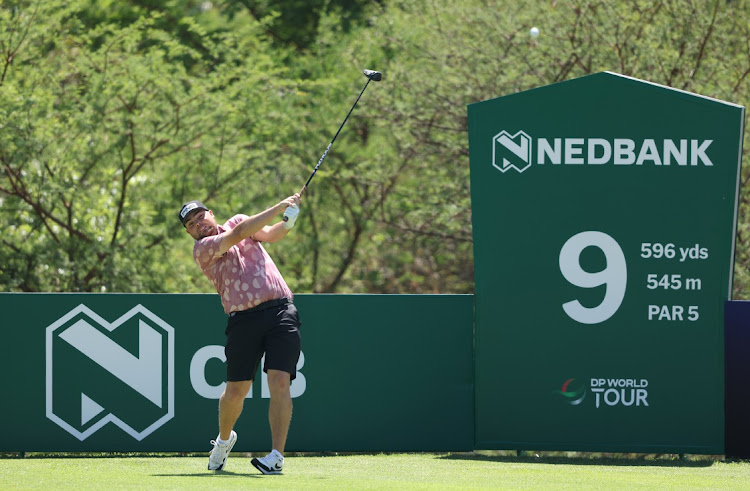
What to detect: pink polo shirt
<box><xmin>193</xmin><ymin>214</ymin><xmax>293</xmax><ymax>315</ymax></box>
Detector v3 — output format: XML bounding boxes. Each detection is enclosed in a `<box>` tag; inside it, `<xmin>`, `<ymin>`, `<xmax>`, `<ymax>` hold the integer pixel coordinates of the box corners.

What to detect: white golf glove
<box><xmin>283</xmin><ymin>204</ymin><xmax>300</xmax><ymax>229</ymax></box>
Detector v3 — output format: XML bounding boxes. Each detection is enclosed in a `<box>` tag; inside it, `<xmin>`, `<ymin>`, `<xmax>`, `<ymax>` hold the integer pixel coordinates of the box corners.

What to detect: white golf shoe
<box><xmin>207</xmin><ymin>431</ymin><xmax>237</xmax><ymax>471</ymax></box>
<box><xmin>251</xmin><ymin>449</ymin><xmax>284</xmax><ymax>475</ymax></box>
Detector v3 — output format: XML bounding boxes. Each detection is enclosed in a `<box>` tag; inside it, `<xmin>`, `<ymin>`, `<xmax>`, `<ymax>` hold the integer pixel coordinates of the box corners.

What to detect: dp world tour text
<box><xmin>590</xmin><ymin>378</ymin><xmax>649</xmax><ymax>409</ymax></box>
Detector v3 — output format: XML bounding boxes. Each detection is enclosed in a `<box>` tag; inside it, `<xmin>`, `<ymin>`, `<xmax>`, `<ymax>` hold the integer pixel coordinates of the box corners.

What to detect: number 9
<box><xmin>559</xmin><ymin>231</ymin><xmax>627</xmax><ymax>325</ymax></box>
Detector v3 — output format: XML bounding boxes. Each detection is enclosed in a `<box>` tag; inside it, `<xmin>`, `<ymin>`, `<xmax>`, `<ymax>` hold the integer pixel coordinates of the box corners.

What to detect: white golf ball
<box><xmin>530</xmin><ymin>27</ymin><xmax>540</xmax><ymax>38</ymax></box>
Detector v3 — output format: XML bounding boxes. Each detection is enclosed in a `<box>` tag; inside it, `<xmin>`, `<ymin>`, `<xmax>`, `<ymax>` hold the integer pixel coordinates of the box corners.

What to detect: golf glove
<box><xmin>283</xmin><ymin>204</ymin><xmax>299</xmax><ymax>229</ymax></box>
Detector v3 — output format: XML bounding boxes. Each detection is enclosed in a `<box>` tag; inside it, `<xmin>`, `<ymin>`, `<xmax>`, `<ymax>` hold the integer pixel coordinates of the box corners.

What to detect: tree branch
<box><xmin>684</xmin><ymin>0</ymin><xmax>718</xmax><ymax>89</ymax></box>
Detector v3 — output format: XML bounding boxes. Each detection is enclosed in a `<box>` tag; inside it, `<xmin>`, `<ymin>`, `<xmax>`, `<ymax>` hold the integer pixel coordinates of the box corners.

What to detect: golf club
<box><xmin>284</xmin><ymin>69</ymin><xmax>382</xmax><ymax>221</ymax></box>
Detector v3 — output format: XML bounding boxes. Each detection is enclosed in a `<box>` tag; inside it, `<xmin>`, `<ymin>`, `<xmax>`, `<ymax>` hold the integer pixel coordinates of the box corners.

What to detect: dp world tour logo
<box><xmin>553</xmin><ymin>377</ymin><xmax>650</xmax><ymax>408</ymax></box>
<box><xmin>553</xmin><ymin>378</ymin><xmax>587</xmax><ymax>406</ymax></box>
<box><xmin>492</xmin><ymin>130</ymin><xmax>532</xmax><ymax>173</ymax></box>
<box><xmin>45</xmin><ymin>304</ymin><xmax>175</xmax><ymax>441</ymax></box>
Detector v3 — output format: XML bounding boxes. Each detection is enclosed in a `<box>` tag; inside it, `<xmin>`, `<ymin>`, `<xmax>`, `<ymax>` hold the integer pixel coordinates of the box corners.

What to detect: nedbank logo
<box><xmin>492</xmin><ymin>130</ymin><xmax>533</xmax><ymax>173</ymax></box>
<box><xmin>492</xmin><ymin>130</ymin><xmax>714</xmax><ymax>173</ymax></box>
<box><xmin>46</xmin><ymin>304</ymin><xmax>175</xmax><ymax>441</ymax></box>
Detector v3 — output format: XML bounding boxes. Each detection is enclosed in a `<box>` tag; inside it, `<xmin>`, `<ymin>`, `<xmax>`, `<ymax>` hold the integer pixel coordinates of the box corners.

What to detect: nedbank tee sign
<box><xmin>469</xmin><ymin>72</ymin><xmax>745</xmax><ymax>453</ymax></box>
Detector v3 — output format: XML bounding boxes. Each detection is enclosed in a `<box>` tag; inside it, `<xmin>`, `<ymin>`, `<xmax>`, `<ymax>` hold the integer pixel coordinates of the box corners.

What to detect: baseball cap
<box><xmin>179</xmin><ymin>200</ymin><xmax>208</xmax><ymax>226</ymax></box>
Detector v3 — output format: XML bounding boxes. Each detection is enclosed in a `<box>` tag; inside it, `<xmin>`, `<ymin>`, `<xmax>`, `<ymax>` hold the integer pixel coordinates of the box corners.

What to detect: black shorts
<box><xmin>224</xmin><ymin>299</ymin><xmax>302</xmax><ymax>382</ymax></box>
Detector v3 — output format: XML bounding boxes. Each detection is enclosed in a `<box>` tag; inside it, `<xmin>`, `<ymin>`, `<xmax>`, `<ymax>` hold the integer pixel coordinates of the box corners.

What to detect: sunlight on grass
<box><xmin>1</xmin><ymin>454</ymin><xmax>749</xmax><ymax>490</ymax></box>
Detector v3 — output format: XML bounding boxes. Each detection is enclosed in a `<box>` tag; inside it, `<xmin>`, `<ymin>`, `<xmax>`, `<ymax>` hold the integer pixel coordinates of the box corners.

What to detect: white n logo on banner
<box><xmin>45</xmin><ymin>304</ymin><xmax>175</xmax><ymax>441</ymax></box>
<box><xmin>492</xmin><ymin>130</ymin><xmax>532</xmax><ymax>173</ymax></box>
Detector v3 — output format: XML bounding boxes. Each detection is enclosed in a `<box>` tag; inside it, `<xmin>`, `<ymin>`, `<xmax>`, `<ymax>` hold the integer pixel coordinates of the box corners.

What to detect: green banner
<box><xmin>0</xmin><ymin>293</ymin><xmax>474</xmax><ymax>452</ymax></box>
<box><xmin>468</xmin><ymin>72</ymin><xmax>744</xmax><ymax>453</ymax></box>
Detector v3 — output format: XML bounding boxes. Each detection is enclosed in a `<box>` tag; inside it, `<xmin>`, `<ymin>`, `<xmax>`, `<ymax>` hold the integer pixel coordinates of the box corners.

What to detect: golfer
<box><xmin>179</xmin><ymin>193</ymin><xmax>302</xmax><ymax>474</ymax></box>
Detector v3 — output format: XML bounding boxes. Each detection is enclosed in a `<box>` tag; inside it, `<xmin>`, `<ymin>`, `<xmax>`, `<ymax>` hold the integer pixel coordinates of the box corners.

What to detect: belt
<box><xmin>229</xmin><ymin>297</ymin><xmax>289</xmax><ymax>317</ymax></box>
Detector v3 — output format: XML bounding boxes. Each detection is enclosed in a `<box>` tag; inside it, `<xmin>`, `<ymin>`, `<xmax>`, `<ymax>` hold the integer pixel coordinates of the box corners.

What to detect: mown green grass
<box><xmin>1</xmin><ymin>453</ymin><xmax>750</xmax><ymax>490</ymax></box>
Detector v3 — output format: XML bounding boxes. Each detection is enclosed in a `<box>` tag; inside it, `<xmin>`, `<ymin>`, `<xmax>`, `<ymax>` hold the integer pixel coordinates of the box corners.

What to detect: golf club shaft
<box><xmin>283</xmin><ymin>69</ymin><xmax>380</xmax><ymax>222</ymax></box>
<box><xmin>302</xmin><ymin>77</ymin><xmax>373</xmax><ymax>192</ymax></box>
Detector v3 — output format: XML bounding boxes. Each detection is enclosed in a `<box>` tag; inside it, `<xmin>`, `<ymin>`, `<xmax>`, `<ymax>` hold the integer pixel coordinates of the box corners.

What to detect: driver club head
<box><xmin>363</xmin><ymin>69</ymin><xmax>382</xmax><ymax>81</ymax></box>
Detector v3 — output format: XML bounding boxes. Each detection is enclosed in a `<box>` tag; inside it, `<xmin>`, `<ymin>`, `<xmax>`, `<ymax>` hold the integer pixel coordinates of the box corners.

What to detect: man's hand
<box><xmin>282</xmin><ymin>193</ymin><xmax>301</xmax><ymax>229</ymax></box>
<box><xmin>283</xmin><ymin>204</ymin><xmax>299</xmax><ymax>229</ymax></box>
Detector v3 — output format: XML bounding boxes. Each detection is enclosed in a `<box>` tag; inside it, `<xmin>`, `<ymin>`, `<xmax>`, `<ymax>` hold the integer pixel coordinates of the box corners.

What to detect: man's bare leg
<box><xmin>219</xmin><ymin>380</ymin><xmax>252</xmax><ymax>440</ymax></box>
<box><xmin>266</xmin><ymin>369</ymin><xmax>292</xmax><ymax>454</ymax></box>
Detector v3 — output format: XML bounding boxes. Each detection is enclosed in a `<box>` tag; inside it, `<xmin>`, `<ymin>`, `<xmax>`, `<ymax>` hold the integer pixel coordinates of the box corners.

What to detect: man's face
<box><xmin>184</xmin><ymin>209</ymin><xmax>218</xmax><ymax>240</ymax></box>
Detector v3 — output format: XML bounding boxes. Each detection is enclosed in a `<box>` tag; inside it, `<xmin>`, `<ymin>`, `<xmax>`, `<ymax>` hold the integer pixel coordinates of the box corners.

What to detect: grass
<box><xmin>2</xmin><ymin>452</ymin><xmax>750</xmax><ymax>490</ymax></box>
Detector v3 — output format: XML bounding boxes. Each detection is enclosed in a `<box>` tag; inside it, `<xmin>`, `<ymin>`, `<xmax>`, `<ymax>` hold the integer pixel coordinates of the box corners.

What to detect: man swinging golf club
<box><xmin>179</xmin><ymin>67</ymin><xmax>381</xmax><ymax>474</ymax></box>
<box><xmin>179</xmin><ymin>192</ymin><xmax>302</xmax><ymax>474</ymax></box>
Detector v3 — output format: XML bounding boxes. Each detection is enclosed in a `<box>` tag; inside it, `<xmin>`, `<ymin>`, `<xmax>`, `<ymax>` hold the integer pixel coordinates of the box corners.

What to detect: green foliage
<box><xmin>1</xmin><ymin>0</ymin><xmax>748</xmax><ymax>296</ymax></box>
<box><xmin>302</xmin><ymin>0</ymin><xmax>749</xmax><ymax>294</ymax></box>
<box><xmin>222</xmin><ymin>0</ymin><xmax>381</xmax><ymax>50</ymax></box>
<box><xmin>0</xmin><ymin>0</ymin><xmax>296</xmax><ymax>292</ymax></box>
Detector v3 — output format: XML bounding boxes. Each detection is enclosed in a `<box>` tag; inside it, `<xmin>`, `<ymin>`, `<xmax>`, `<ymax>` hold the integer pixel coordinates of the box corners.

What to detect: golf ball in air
<box><xmin>530</xmin><ymin>27</ymin><xmax>540</xmax><ymax>38</ymax></box>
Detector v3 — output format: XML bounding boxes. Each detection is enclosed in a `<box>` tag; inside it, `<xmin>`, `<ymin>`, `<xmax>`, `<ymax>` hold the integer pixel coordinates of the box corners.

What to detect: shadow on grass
<box><xmin>3</xmin><ymin>451</ymin><xmax>736</xmax><ymax>469</ymax></box>
<box><xmin>0</xmin><ymin>452</ymin><xmax>209</xmax><ymax>459</ymax></box>
<box><xmin>151</xmin><ymin>471</ymin><xmax>266</xmax><ymax>478</ymax></box>
<box><xmin>438</xmin><ymin>452</ymin><xmax>717</xmax><ymax>468</ymax></box>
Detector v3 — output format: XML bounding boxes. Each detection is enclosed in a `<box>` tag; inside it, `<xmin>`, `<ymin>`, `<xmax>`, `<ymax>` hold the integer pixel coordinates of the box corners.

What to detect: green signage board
<box><xmin>0</xmin><ymin>293</ymin><xmax>474</xmax><ymax>452</ymax></box>
<box><xmin>468</xmin><ymin>72</ymin><xmax>744</xmax><ymax>453</ymax></box>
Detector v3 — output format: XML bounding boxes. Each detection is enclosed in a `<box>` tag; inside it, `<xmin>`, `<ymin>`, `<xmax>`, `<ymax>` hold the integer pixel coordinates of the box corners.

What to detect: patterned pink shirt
<box><xmin>193</xmin><ymin>214</ymin><xmax>293</xmax><ymax>315</ymax></box>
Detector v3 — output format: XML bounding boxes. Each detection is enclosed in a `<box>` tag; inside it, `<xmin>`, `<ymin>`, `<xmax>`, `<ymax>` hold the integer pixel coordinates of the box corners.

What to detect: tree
<box><xmin>0</xmin><ymin>0</ymin><xmax>300</xmax><ymax>292</ymax></box>
<box><xmin>224</xmin><ymin>0</ymin><xmax>381</xmax><ymax>50</ymax></box>
<box><xmin>2</xmin><ymin>0</ymin><xmax>748</xmax><ymax>297</ymax></box>
<box><xmin>294</xmin><ymin>0</ymin><xmax>749</xmax><ymax>294</ymax></box>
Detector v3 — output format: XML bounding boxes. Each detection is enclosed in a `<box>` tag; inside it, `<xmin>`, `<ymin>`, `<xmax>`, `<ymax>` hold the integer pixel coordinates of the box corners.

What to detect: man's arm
<box><xmin>217</xmin><ymin>194</ymin><xmax>299</xmax><ymax>255</ymax></box>
<box><xmin>252</xmin><ymin>222</ymin><xmax>291</xmax><ymax>243</ymax></box>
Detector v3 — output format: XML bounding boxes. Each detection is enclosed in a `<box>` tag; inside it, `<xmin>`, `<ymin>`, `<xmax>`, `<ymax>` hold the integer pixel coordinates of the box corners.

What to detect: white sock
<box><xmin>217</xmin><ymin>438</ymin><xmax>229</xmax><ymax>446</ymax></box>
